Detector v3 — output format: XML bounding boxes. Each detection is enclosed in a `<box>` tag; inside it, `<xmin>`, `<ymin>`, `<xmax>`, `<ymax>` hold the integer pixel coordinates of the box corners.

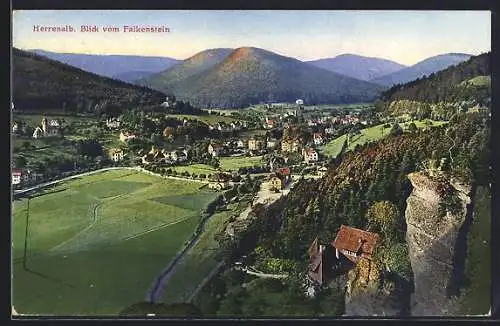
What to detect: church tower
<box><xmin>41</xmin><ymin>117</ymin><xmax>48</xmax><ymax>136</ymax></box>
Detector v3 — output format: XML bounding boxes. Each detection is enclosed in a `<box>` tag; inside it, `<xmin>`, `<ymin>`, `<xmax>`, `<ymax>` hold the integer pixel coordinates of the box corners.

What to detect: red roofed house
<box><xmin>12</xmin><ymin>169</ymin><xmax>22</xmax><ymax>185</ymax></box>
<box><xmin>269</xmin><ymin>167</ymin><xmax>292</xmax><ymax>190</ymax></box>
<box><xmin>332</xmin><ymin>225</ymin><xmax>380</xmax><ymax>263</ymax></box>
<box><xmin>264</xmin><ymin>116</ymin><xmax>275</xmax><ymax>129</ymax></box>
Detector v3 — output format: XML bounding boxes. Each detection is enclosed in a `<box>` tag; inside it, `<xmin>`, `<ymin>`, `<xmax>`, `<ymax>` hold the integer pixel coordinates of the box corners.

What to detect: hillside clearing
<box><xmin>319</xmin><ymin>120</ymin><xmax>448</xmax><ymax>158</ymax></box>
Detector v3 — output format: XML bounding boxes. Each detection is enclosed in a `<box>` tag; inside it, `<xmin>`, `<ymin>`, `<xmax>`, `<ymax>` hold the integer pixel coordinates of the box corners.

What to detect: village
<box><xmin>11</xmin><ymin>97</ymin><xmax>374</xmax><ymax>192</ymax></box>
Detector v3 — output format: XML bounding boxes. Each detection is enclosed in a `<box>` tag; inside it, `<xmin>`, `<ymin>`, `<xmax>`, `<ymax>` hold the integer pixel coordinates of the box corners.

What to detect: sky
<box><xmin>12</xmin><ymin>10</ymin><xmax>491</xmax><ymax>66</ymax></box>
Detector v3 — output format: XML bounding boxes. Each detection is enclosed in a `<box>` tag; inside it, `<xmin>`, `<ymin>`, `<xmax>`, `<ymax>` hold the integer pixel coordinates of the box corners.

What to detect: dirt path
<box><xmin>186</xmin><ymin>261</ymin><xmax>226</xmax><ymax>303</ymax></box>
<box><xmin>145</xmin><ymin>220</ymin><xmax>207</xmax><ymax>302</ymax></box>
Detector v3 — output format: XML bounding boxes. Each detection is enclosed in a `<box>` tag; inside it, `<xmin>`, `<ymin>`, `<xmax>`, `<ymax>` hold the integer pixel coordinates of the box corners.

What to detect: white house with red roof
<box><xmin>12</xmin><ymin>170</ymin><xmax>22</xmax><ymax>185</ymax></box>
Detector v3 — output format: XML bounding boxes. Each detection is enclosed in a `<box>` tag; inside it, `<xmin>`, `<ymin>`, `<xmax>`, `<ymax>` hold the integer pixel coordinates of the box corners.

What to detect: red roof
<box><xmin>278</xmin><ymin>167</ymin><xmax>290</xmax><ymax>176</ymax></box>
<box><xmin>332</xmin><ymin>225</ymin><xmax>379</xmax><ymax>257</ymax></box>
<box><xmin>12</xmin><ymin>170</ymin><xmax>22</xmax><ymax>175</ymax></box>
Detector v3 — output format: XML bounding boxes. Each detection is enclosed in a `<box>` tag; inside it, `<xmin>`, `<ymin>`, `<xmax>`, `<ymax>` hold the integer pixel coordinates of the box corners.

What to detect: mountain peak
<box><xmin>187</xmin><ymin>48</ymin><xmax>233</xmax><ymax>63</ymax></box>
<box><xmin>230</xmin><ymin>47</ymin><xmax>255</xmax><ymax>60</ymax></box>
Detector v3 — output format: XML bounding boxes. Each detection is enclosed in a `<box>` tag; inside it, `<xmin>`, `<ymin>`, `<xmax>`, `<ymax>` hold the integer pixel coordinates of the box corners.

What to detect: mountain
<box><xmin>307</xmin><ymin>54</ymin><xmax>407</xmax><ymax>81</ymax></box>
<box><xmin>112</xmin><ymin>70</ymin><xmax>159</xmax><ymax>84</ymax></box>
<box><xmin>370</xmin><ymin>53</ymin><xmax>472</xmax><ymax>86</ymax></box>
<box><xmin>138</xmin><ymin>48</ymin><xmax>234</xmax><ymax>89</ymax></box>
<box><xmin>30</xmin><ymin>49</ymin><xmax>180</xmax><ymax>82</ymax></box>
<box><xmin>143</xmin><ymin>47</ymin><xmax>384</xmax><ymax>108</ymax></box>
<box><xmin>380</xmin><ymin>52</ymin><xmax>490</xmax><ymax>105</ymax></box>
<box><xmin>12</xmin><ymin>48</ymin><xmax>166</xmax><ymax>113</ymax></box>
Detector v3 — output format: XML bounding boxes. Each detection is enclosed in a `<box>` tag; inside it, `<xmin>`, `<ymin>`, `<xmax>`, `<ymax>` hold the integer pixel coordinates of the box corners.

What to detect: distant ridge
<box><xmin>307</xmin><ymin>54</ymin><xmax>407</xmax><ymax>81</ymax></box>
<box><xmin>29</xmin><ymin>49</ymin><xmax>180</xmax><ymax>82</ymax></box>
<box><xmin>370</xmin><ymin>53</ymin><xmax>472</xmax><ymax>86</ymax></box>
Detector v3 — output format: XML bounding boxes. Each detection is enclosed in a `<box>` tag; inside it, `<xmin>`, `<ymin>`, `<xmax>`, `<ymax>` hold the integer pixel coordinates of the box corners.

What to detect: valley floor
<box><xmin>11</xmin><ymin>169</ymin><xmax>220</xmax><ymax>315</ymax></box>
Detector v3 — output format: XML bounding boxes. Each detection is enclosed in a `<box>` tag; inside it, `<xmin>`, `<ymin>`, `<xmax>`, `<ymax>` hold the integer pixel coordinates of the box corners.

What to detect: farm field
<box><xmin>12</xmin><ymin>169</ymin><xmax>220</xmax><ymax>315</ymax></box>
<box><xmin>319</xmin><ymin>120</ymin><xmax>448</xmax><ymax>158</ymax></box>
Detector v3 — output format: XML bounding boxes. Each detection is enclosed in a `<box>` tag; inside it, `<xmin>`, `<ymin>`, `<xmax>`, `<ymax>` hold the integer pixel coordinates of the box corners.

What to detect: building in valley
<box><xmin>248</xmin><ymin>138</ymin><xmax>264</xmax><ymax>151</ymax></box>
<box><xmin>110</xmin><ymin>148</ymin><xmax>124</xmax><ymax>162</ymax></box>
<box><xmin>268</xmin><ymin>167</ymin><xmax>291</xmax><ymax>191</ymax></box>
<box><xmin>312</xmin><ymin>133</ymin><xmax>324</xmax><ymax>145</ymax></box>
<box><xmin>208</xmin><ymin>172</ymin><xmax>231</xmax><ymax>190</ymax></box>
<box><xmin>317</xmin><ymin>166</ymin><xmax>328</xmax><ymax>177</ymax></box>
<box><xmin>281</xmin><ymin>139</ymin><xmax>301</xmax><ymax>153</ymax></box>
<box><xmin>12</xmin><ymin>169</ymin><xmax>22</xmax><ymax>185</ymax></box>
<box><xmin>302</xmin><ymin>148</ymin><xmax>319</xmax><ymax>163</ymax></box>
<box><xmin>32</xmin><ymin>126</ymin><xmax>44</xmax><ymax>139</ymax></box>
<box><xmin>208</xmin><ymin>142</ymin><xmax>224</xmax><ymax>157</ymax></box>
<box><xmin>119</xmin><ymin>131</ymin><xmax>137</xmax><ymax>142</ymax></box>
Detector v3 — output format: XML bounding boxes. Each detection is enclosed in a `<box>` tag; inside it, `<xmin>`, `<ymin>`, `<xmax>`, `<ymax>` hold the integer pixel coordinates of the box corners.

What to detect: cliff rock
<box><xmin>344</xmin><ymin>258</ymin><xmax>403</xmax><ymax>316</ymax></box>
<box><xmin>405</xmin><ymin>172</ymin><xmax>471</xmax><ymax>316</ymax></box>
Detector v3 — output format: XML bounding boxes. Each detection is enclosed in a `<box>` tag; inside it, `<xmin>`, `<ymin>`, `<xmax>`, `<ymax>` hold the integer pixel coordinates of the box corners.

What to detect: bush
<box><xmin>385</xmin><ymin>242</ymin><xmax>413</xmax><ymax>281</ymax></box>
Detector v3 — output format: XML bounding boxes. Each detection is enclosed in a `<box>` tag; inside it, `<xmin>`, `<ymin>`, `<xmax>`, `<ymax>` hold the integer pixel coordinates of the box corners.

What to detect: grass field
<box><xmin>171</xmin><ymin>156</ymin><xmax>264</xmax><ymax>175</ymax></box>
<box><xmin>162</xmin><ymin>199</ymin><xmax>250</xmax><ymax>304</ymax></box>
<box><xmin>319</xmin><ymin>134</ymin><xmax>347</xmax><ymax>158</ymax></box>
<box><xmin>173</xmin><ymin>164</ymin><xmax>217</xmax><ymax>175</ymax></box>
<box><xmin>319</xmin><ymin>120</ymin><xmax>448</xmax><ymax>158</ymax></box>
<box><xmin>12</xmin><ymin>169</ymin><xmax>220</xmax><ymax>315</ymax></box>
<box><xmin>459</xmin><ymin>75</ymin><xmax>490</xmax><ymax>87</ymax></box>
<box><xmin>219</xmin><ymin>156</ymin><xmax>264</xmax><ymax>171</ymax></box>
<box><xmin>456</xmin><ymin>186</ymin><xmax>491</xmax><ymax>315</ymax></box>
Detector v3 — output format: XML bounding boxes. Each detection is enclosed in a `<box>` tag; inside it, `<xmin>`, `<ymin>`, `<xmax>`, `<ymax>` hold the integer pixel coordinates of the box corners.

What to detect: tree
<box><xmin>389</xmin><ymin>123</ymin><xmax>403</xmax><ymax>137</ymax></box>
<box><xmin>407</xmin><ymin>122</ymin><xmax>418</xmax><ymax>133</ymax></box>
<box><xmin>365</xmin><ymin>201</ymin><xmax>400</xmax><ymax>243</ymax></box>
<box><xmin>75</xmin><ymin>138</ymin><xmax>104</xmax><ymax>158</ymax></box>
<box><xmin>385</xmin><ymin>243</ymin><xmax>413</xmax><ymax>281</ymax></box>
<box><xmin>22</xmin><ymin>140</ymin><xmax>31</xmax><ymax>151</ymax></box>
<box><xmin>13</xmin><ymin>156</ymin><xmax>27</xmax><ymax>169</ymax></box>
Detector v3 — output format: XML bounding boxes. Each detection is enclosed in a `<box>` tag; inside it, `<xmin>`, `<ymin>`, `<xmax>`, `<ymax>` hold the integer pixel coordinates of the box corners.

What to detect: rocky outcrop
<box><xmin>344</xmin><ymin>258</ymin><xmax>403</xmax><ymax>316</ymax></box>
<box><xmin>405</xmin><ymin>172</ymin><xmax>472</xmax><ymax>316</ymax></box>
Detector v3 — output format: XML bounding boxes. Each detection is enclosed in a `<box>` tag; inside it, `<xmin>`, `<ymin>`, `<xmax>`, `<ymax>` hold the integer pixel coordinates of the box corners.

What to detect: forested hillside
<box><xmin>250</xmin><ymin>113</ymin><xmax>489</xmax><ymax>262</ymax></box>
<box><xmin>12</xmin><ymin>48</ymin><xmax>167</xmax><ymax>113</ymax></box>
<box><xmin>370</xmin><ymin>53</ymin><xmax>472</xmax><ymax>87</ymax></box>
<box><xmin>380</xmin><ymin>53</ymin><xmax>490</xmax><ymax>105</ymax></box>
